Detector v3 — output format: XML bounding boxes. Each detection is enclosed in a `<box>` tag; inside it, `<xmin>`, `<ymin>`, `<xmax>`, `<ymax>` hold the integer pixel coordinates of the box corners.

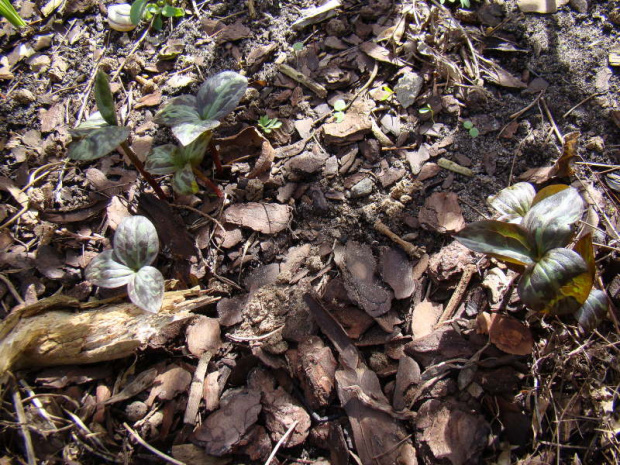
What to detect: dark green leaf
<box><xmin>531</xmin><ymin>184</ymin><xmax>568</xmax><ymax>205</ymax></box>
<box><xmin>196</xmin><ymin>71</ymin><xmax>248</xmax><ymax>122</ymax></box>
<box><xmin>487</xmin><ymin>182</ymin><xmax>535</xmax><ymax>222</ymax></box>
<box><xmin>574</xmin><ymin>289</ymin><xmax>608</xmax><ymax>333</ymax></box>
<box><xmin>69</xmin><ymin>112</ymin><xmax>108</xmax><ymax>137</ymax></box>
<box><xmin>130</xmin><ymin>0</ymin><xmax>148</xmax><ymax>24</ymax></box>
<box><xmin>85</xmin><ymin>250</ymin><xmax>134</xmax><ymax>288</ymax></box>
<box><xmin>173</xmin><ymin>120</ymin><xmax>219</xmax><ymax>147</ymax></box>
<box><xmin>127</xmin><ymin>266</ymin><xmax>164</xmax><ymax>313</ymax></box>
<box><xmin>94</xmin><ymin>70</ymin><xmax>117</xmax><ymax>126</ymax></box>
<box><xmin>172</xmin><ymin>163</ymin><xmax>199</xmax><ymax>195</ymax></box>
<box><xmin>455</xmin><ymin>220</ymin><xmax>536</xmax><ymax>266</ymax></box>
<box><xmin>518</xmin><ymin>248</ymin><xmax>592</xmax><ymax>314</ymax></box>
<box><xmin>67</xmin><ymin>126</ymin><xmax>130</xmax><ymax>161</ymax></box>
<box><xmin>523</xmin><ymin>186</ymin><xmax>584</xmax><ymax>255</ymax></box>
<box><xmin>463</xmin><ymin>120</ymin><xmax>473</xmax><ymax>129</ymax></box>
<box><xmin>145</xmin><ymin>144</ymin><xmax>181</xmax><ymax>174</ymax></box>
<box><xmin>113</xmin><ymin>216</ymin><xmax>159</xmax><ymax>270</ymax></box>
<box><xmin>152</xmin><ymin>12</ymin><xmax>163</xmax><ymax>30</ymax></box>
<box><xmin>155</xmin><ymin>95</ymin><xmax>199</xmax><ymax>126</ymax></box>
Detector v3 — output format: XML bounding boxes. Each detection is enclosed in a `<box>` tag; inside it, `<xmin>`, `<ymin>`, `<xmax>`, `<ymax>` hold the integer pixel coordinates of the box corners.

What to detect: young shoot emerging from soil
<box><xmin>85</xmin><ymin>216</ymin><xmax>164</xmax><ymax>314</ymax></box>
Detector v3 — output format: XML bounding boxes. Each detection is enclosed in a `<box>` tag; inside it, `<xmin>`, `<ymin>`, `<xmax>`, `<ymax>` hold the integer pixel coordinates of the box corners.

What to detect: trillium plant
<box><xmin>67</xmin><ymin>70</ymin><xmax>167</xmax><ymax>200</ymax></box>
<box><xmin>146</xmin><ymin>71</ymin><xmax>248</xmax><ymax>195</ymax></box>
<box><xmin>85</xmin><ymin>216</ymin><xmax>165</xmax><ymax>314</ymax></box>
<box><xmin>455</xmin><ymin>182</ymin><xmax>608</xmax><ymax>332</ymax></box>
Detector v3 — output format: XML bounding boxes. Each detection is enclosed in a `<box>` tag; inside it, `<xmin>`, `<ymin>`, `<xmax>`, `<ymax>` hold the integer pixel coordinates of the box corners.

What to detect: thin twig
<box><xmin>374</xmin><ymin>220</ymin><xmax>424</xmax><ymax>258</ymax></box>
<box><xmin>436</xmin><ymin>264</ymin><xmax>476</xmax><ymax>326</ymax></box>
<box><xmin>0</xmin><ymin>273</ymin><xmax>24</xmax><ymax>305</ymax></box>
<box><xmin>227</xmin><ymin>326</ymin><xmax>284</xmax><ymax>342</ymax></box>
<box><xmin>170</xmin><ymin>204</ymin><xmax>225</xmax><ymax>233</ymax></box>
<box><xmin>183</xmin><ymin>350</ymin><xmax>213</xmax><ymax>425</ymax></box>
<box><xmin>124</xmin><ymin>423</ymin><xmax>186</xmax><ymax>465</ymax></box>
<box><xmin>13</xmin><ymin>390</ymin><xmax>36</xmax><ymax>465</ymax></box>
<box><xmin>111</xmin><ymin>27</ymin><xmax>151</xmax><ymax>82</ymax></box>
<box><xmin>264</xmin><ymin>420</ymin><xmax>299</xmax><ymax>465</ymax></box>
<box><xmin>540</xmin><ymin>97</ymin><xmax>563</xmax><ymax>144</ymax></box>
<box><xmin>563</xmin><ymin>93</ymin><xmax>603</xmax><ymax>118</ymax></box>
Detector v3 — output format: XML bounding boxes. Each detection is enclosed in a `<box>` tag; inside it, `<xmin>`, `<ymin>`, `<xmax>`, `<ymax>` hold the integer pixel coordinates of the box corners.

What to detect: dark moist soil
<box><xmin>1</xmin><ymin>0</ymin><xmax>619</xmax><ymax>464</ymax></box>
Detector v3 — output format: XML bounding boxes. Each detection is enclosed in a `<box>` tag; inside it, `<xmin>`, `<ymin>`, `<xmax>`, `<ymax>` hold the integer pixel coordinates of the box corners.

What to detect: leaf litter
<box><xmin>0</xmin><ymin>0</ymin><xmax>619</xmax><ymax>464</ymax></box>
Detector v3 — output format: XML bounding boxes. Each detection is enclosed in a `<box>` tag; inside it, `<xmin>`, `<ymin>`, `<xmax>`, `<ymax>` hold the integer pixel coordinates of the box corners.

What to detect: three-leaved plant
<box><xmin>146</xmin><ymin>71</ymin><xmax>248</xmax><ymax>195</ymax></box>
<box><xmin>67</xmin><ymin>70</ymin><xmax>167</xmax><ymax>200</ymax></box>
<box><xmin>130</xmin><ymin>0</ymin><xmax>185</xmax><ymax>31</ymax></box>
<box><xmin>85</xmin><ymin>216</ymin><xmax>164</xmax><ymax>314</ymax></box>
<box><xmin>455</xmin><ymin>182</ymin><xmax>607</xmax><ymax>332</ymax></box>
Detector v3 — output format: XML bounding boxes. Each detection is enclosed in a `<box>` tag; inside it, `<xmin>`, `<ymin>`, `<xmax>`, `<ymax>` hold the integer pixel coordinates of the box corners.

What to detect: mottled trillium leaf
<box><xmin>68</xmin><ymin>126</ymin><xmax>130</xmax><ymax>161</ymax></box>
<box><xmin>85</xmin><ymin>250</ymin><xmax>134</xmax><ymax>288</ymax></box>
<box><xmin>69</xmin><ymin>112</ymin><xmax>109</xmax><ymax>137</ymax></box>
<box><xmin>183</xmin><ymin>132</ymin><xmax>211</xmax><ymax>166</ymax></box>
<box><xmin>172</xmin><ymin>163</ymin><xmax>199</xmax><ymax>195</ymax></box>
<box><xmin>127</xmin><ymin>266</ymin><xmax>165</xmax><ymax>313</ymax></box>
<box><xmin>518</xmin><ymin>248</ymin><xmax>592</xmax><ymax>315</ymax></box>
<box><xmin>113</xmin><ymin>216</ymin><xmax>159</xmax><ymax>270</ymax></box>
<box><xmin>455</xmin><ymin>220</ymin><xmax>535</xmax><ymax>266</ymax></box>
<box><xmin>145</xmin><ymin>144</ymin><xmax>181</xmax><ymax>175</ymax></box>
<box><xmin>574</xmin><ymin>289</ymin><xmax>608</xmax><ymax>333</ymax></box>
<box><xmin>196</xmin><ymin>71</ymin><xmax>248</xmax><ymax>122</ymax></box>
<box><xmin>487</xmin><ymin>182</ymin><xmax>536</xmax><ymax>222</ymax></box>
<box><xmin>522</xmin><ymin>186</ymin><xmax>585</xmax><ymax>256</ymax></box>
<box><xmin>172</xmin><ymin>119</ymin><xmax>220</xmax><ymax>147</ymax></box>
<box><xmin>531</xmin><ymin>184</ymin><xmax>569</xmax><ymax>205</ymax></box>
<box><xmin>94</xmin><ymin>70</ymin><xmax>117</xmax><ymax>126</ymax></box>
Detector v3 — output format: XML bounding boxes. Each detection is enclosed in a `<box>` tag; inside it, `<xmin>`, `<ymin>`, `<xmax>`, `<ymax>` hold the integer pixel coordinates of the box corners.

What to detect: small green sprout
<box><xmin>292</xmin><ymin>42</ymin><xmax>304</xmax><ymax>52</ymax></box>
<box><xmin>418</xmin><ymin>103</ymin><xmax>435</xmax><ymax>123</ymax></box>
<box><xmin>130</xmin><ymin>0</ymin><xmax>184</xmax><ymax>31</ymax></box>
<box><xmin>380</xmin><ymin>85</ymin><xmax>394</xmax><ymax>101</ymax></box>
<box><xmin>0</xmin><ymin>0</ymin><xmax>26</xmax><ymax>27</ymax></box>
<box><xmin>257</xmin><ymin>115</ymin><xmax>282</xmax><ymax>134</ymax></box>
<box><xmin>85</xmin><ymin>216</ymin><xmax>165</xmax><ymax>314</ymax></box>
<box><xmin>440</xmin><ymin>0</ymin><xmax>474</xmax><ymax>9</ymax></box>
<box><xmin>463</xmin><ymin>120</ymin><xmax>479</xmax><ymax>138</ymax></box>
<box><xmin>333</xmin><ymin>99</ymin><xmax>346</xmax><ymax>123</ymax></box>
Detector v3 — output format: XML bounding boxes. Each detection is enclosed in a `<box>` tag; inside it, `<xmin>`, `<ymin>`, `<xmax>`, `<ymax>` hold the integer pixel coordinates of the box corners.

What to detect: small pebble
<box><xmin>349</xmin><ymin>177</ymin><xmax>374</xmax><ymax>198</ymax></box>
<box><xmin>125</xmin><ymin>401</ymin><xmax>148</xmax><ymax>422</ymax></box>
<box><xmin>13</xmin><ymin>89</ymin><xmax>36</xmax><ymax>104</ymax></box>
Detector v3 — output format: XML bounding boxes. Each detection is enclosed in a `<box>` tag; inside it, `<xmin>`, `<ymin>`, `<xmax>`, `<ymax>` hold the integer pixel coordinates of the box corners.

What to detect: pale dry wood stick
<box><xmin>124</xmin><ymin>423</ymin><xmax>186</xmax><ymax>465</ymax></box>
<box><xmin>374</xmin><ymin>220</ymin><xmax>425</xmax><ymax>259</ymax></box>
<box><xmin>183</xmin><ymin>350</ymin><xmax>213</xmax><ymax>425</ymax></box>
<box><xmin>12</xmin><ymin>389</ymin><xmax>36</xmax><ymax>465</ymax></box>
<box><xmin>540</xmin><ymin>97</ymin><xmax>563</xmax><ymax>144</ymax></box>
<box><xmin>436</xmin><ymin>264</ymin><xmax>476</xmax><ymax>326</ymax></box>
<box><xmin>264</xmin><ymin>420</ymin><xmax>299</xmax><ymax>465</ymax></box>
<box><xmin>279</xmin><ymin>63</ymin><xmax>327</xmax><ymax>98</ymax></box>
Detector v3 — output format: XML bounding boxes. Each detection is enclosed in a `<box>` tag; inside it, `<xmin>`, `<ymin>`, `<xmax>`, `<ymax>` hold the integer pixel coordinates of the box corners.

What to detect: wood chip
<box><xmin>223</xmin><ymin>202</ymin><xmax>292</xmax><ymax>234</ymax></box>
<box><xmin>418</xmin><ymin>192</ymin><xmax>466</xmax><ymax>234</ymax></box>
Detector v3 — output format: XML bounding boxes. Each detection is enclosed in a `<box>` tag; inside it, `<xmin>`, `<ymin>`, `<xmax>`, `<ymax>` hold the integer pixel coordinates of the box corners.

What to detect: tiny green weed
<box><xmin>257</xmin><ymin>115</ymin><xmax>282</xmax><ymax>134</ymax></box>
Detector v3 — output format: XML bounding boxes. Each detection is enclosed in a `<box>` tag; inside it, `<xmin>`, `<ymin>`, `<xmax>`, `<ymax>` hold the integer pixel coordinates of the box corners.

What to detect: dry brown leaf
<box><xmin>134</xmin><ymin>90</ymin><xmax>162</xmax><ymax>109</ymax></box>
<box><xmin>519</xmin><ymin>131</ymin><xmax>579</xmax><ymax>183</ymax></box>
<box><xmin>194</xmin><ymin>388</ymin><xmax>262</xmax><ymax>456</ymax></box>
<box><xmin>216</xmin><ymin>127</ymin><xmax>275</xmax><ymax>180</ymax></box>
<box><xmin>484</xmin><ymin>66</ymin><xmax>527</xmax><ymax>89</ymax></box>
<box><xmin>418</xmin><ymin>192</ymin><xmax>466</xmax><ymax>234</ymax></box>
<box><xmin>146</xmin><ymin>365</ymin><xmax>192</xmax><ymax>405</ymax></box>
<box><xmin>476</xmin><ymin>312</ymin><xmax>533</xmax><ymax>356</ymax></box>
<box><xmin>223</xmin><ymin>202</ymin><xmax>292</xmax><ymax>234</ymax></box>
<box><xmin>360</xmin><ymin>41</ymin><xmax>405</xmax><ymax>66</ymax></box>
<box><xmin>186</xmin><ymin>316</ymin><xmax>221</xmax><ymax>357</ymax></box>
<box><xmin>380</xmin><ymin>247</ymin><xmax>416</xmax><ymax>299</ymax></box>
<box><xmin>411</xmin><ymin>300</ymin><xmax>442</xmax><ymax>340</ymax></box>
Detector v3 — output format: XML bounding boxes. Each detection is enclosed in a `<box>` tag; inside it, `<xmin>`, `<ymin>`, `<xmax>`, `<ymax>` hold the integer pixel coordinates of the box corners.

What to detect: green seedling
<box><xmin>380</xmin><ymin>85</ymin><xmax>394</xmax><ymax>101</ymax></box>
<box><xmin>257</xmin><ymin>115</ymin><xmax>282</xmax><ymax>134</ymax></box>
<box><xmin>455</xmin><ymin>182</ymin><xmax>607</xmax><ymax>331</ymax></box>
<box><xmin>149</xmin><ymin>71</ymin><xmax>248</xmax><ymax>195</ymax></box>
<box><xmin>0</xmin><ymin>0</ymin><xmax>26</xmax><ymax>27</ymax></box>
<box><xmin>463</xmin><ymin>120</ymin><xmax>479</xmax><ymax>138</ymax></box>
<box><xmin>418</xmin><ymin>103</ymin><xmax>435</xmax><ymax>123</ymax></box>
<box><xmin>85</xmin><ymin>216</ymin><xmax>165</xmax><ymax>314</ymax></box>
<box><xmin>333</xmin><ymin>99</ymin><xmax>346</xmax><ymax>123</ymax></box>
<box><xmin>130</xmin><ymin>0</ymin><xmax>184</xmax><ymax>31</ymax></box>
<box><xmin>292</xmin><ymin>42</ymin><xmax>304</xmax><ymax>52</ymax></box>
<box><xmin>440</xmin><ymin>0</ymin><xmax>475</xmax><ymax>9</ymax></box>
<box><xmin>67</xmin><ymin>70</ymin><xmax>167</xmax><ymax>201</ymax></box>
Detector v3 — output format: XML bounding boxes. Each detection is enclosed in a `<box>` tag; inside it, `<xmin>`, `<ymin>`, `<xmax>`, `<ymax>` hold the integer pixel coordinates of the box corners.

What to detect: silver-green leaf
<box><xmin>127</xmin><ymin>266</ymin><xmax>165</xmax><ymax>313</ymax></box>
<box><xmin>522</xmin><ymin>186</ymin><xmax>584</xmax><ymax>255</ymax></box>
<box><xmin>145</xmin><ymin>144</ymin><xmax>181</xmax><ymax>175</ymax></box>
<box><xmin>172</xmin><ymin>163</ymin><xmax>199</xmax><ymax>195</ymax></box>
<box><xmin>85</xmin><ymin>249</ymin><xmax>134</xmax><ymax>288</ymax></box>
<box><xmin>518</xmin><ymin>248</ymin><xmax>591</xmax><ymax>314</ymax></box>
<box><xmin>172</xmin><ymin>119</ymin><xmax>220</xmax><ymax>147</ymax></box>
<box><xmin>94</xmin><ymin>70</ymin><xmax>118</xmax><ymax>126</ymax></box>
<box><xmin>196</xmin><ymin>71</ymin><xmax>248</xmax><ymax>121</ymax></box>
<box><xmin>574</xmin><ymin>289</ymin><xmax>608</xmax><ymax>333</ymax></box>
<box><xmin>113</xmin><ymin>216</ymin><xmax>159</xmax><ymax>270</ymax></box>
<box><xmin>487</xmin><ymin>182</ymin><xmax>536</xmax><ymax>222</ymax></box>
<box><xmin>70</xmin><ymin>111</ymin><xmax>109</xmax><ymax>137</ymax></box>
<box><xmin>67</xmin><ymin>126</ymin><xmax>130</xmax><ymax>161</ymax></box>
<box><xmin>155</xmin><ymin>95</ymin><xmax>200</xmax><ymax>127</ymax></box>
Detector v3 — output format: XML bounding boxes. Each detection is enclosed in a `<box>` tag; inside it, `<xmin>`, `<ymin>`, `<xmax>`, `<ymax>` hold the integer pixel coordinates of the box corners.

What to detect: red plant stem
<box><xmin>192</xmin><ymin>167</ymin><xmax>223</xmax><ymax>198</ymax></box>
<box><xmin>209</xmin><ymin>143</ymin><xmax>223</xmax><ymax>175</ymax></box>
<box><xmin>119</xmin><ymin>141</ymin><xmax>168</xmax><ymax>201</ymax></box>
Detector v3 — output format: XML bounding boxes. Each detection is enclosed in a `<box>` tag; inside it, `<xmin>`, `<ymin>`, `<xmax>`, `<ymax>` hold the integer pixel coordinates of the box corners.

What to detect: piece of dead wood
<box><xmin>222</xmin><ymin>202</ymin><xmax>292</xmax><ymax>234</ymax></box>
<box><xmin>0</xmin><ymin>289</ymin><xmax>217</xmax><ymax>377</ymax></box>
<box><xmin>476</xmin><ymin>312</ymin><xmax>533</xmax><ymax>356</ymax></box>
<box><xmin>380</xmin><ymin>247</ymin><xmax>416</xmax><ymax>299</ymax></box>
<box><xmin>418</xmin><ymin>192</ymin><xmax>466</xmax><ymax>234</ymax></box>
<box><xmin>278</xmin><ymin>63</ymin><xmax>327</xmax><ymax>98</ymax></box>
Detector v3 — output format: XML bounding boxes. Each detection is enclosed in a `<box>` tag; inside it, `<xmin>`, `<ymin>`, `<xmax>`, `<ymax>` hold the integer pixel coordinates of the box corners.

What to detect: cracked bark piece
<box><xmin>393</xmin><ymin>356</ymin><xmax>421</xmax><ymax>411</ymax></box>
<box><xmin>334</xmin><ymin>241</ymin><xmax>393</xmax><ymax>318</ymax></box>
<box><xmin>476</xmin><ymin>312</ymin><xmax>533</xmax><ymax>356</ymax></box>
<box><xmin>405</xmin><ymin>327</ymin><xmax>477</xmax><ymax>368</ymax></box>
<box><xmin>297</xmin><ymin>336</ymin><xmax>337</xmax><ymax>409</ymax></box>
<box><xmin>262</xmin><ymin>386</ymin><xmax>311</xmax><ymax>447</ymax></box>
<box><xmin>193</xmin><ymin>388</ymin><xmax>262</xmax><ymax>456</ymax></box>
<box><xmin>416</xmin><ymin>399</ymin><xmax>490</xmax><ymax>465</ymax></box>
<box><xmin>146</xmin><ymin>366</ymin><xmax>192</xmax><ymax>406</ymax></box>
<box><xmin>223</xmin><ymin>203</ymin><xmax>292</xmax><ymax>234</ymax></box>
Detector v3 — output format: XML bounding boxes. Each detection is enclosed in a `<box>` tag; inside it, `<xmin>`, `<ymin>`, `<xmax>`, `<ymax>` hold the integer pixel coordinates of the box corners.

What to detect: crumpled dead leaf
<box><xmin>476</xmin><ymin>312</ymin><xmax>533</xmax><ymax>356</ymax></box>
<box><xmin>216</xmin><ymin>127</ymin><xmax>275</xmax><ymax>180</ymax></box>
<box><xmin>146</xmin><ymin>365</ymin><xmax>192</xmax><ymax>405</ymax></box>
<box><xmin>419</xmin><ymin>192</ymin><xmax>466</xmax><ymax>234</ymax></box>
<box><xmin>519</xmin><ymin>131</ymin><xmax>579</xmax><ymax>183</ymax></box>
<box><xmin>222</xmin><ymin>203</ymin><xmax>292</xmax><ymax>234</ymax></box>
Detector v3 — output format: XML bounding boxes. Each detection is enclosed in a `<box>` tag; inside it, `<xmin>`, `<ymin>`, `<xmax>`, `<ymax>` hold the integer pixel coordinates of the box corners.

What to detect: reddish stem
<box><xmin>192</xmin><ymin>167</ymin><xmax>223</xmax><ymax>198</ymax></box>
<box><xmin>119</xmin><ymin>142</ymin><xmax>168</xmax><ymax>202</ymax></box>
